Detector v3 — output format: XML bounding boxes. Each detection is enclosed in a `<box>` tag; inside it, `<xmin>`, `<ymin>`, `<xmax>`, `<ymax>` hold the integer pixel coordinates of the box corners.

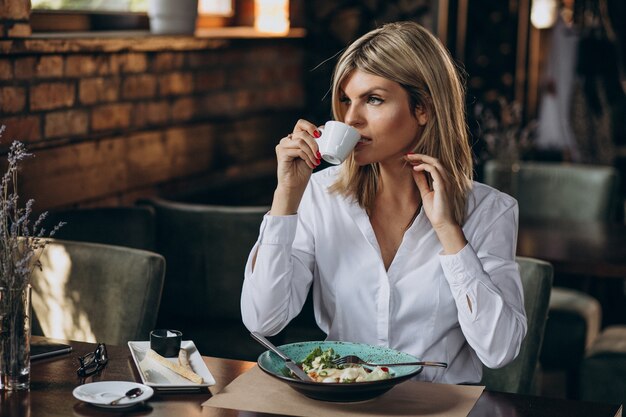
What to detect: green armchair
<box><xmin>141</xmin><ymin>197</ymin><xmax>327</xmax><ymax>360</ymax></box>
<box><xmin>483</xmin><ymin>161</ymin><xmax>620</xmax><ymax>222</ymax></box>
<box><xmin>481</xmin><ymin>256</ymin><xmax>553</xmax><ymax>394</ymax></box>
<box><xmin>31</xmin><ymin>239</ymin><xmax>165</xmax><ymax>345</ymax></box>
<box><xmin>140</xmin><ymin>198</ymin><xmax>272</xmax><ymax>360</ymax></box>
<box><xmin>580</xmin><ymin>326</ymin><xmax>626</xmax><ymax>405</ymax></box>
<box><xmin>483</xmin><ymin>160</ymin><xmax>617</xmax><ymax>398</ymax></box>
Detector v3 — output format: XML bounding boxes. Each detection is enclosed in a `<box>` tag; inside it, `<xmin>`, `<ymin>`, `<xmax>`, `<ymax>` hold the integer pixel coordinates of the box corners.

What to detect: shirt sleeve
<box><xmin>241</xmin><ymin>204</ymin><xmax>316</xmax><ymax>337</ymax></box>
<box><xmin>438</xmin><ymin>198</ymin><xmax>527</xmax><ymax>369</ymax></box>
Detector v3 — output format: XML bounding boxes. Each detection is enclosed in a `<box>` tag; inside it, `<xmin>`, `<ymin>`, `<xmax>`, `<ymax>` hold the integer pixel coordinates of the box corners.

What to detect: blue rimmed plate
<box><xmin>257</xmin><ymin>340</ymin><xmax>423</xmax><ymax>402</ymax></box>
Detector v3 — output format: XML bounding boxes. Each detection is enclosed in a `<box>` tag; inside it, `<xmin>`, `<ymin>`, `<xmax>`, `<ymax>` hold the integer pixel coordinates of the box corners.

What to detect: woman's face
<box><xmin>339</xmin><ymin>69</ymin><xmax>427</xmax><ymax>166</ymax></box>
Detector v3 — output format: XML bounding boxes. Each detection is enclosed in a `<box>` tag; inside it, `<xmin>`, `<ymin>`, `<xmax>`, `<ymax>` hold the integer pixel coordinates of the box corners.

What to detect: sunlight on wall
<box><xmin>32</xmin><ymin>244</ymin><xmax>97</xmax><ymax>343</ymax></box>
<box><xmin>254</xmin><ymin>0</ymin><xmax>289</xmax><ymax>35</ymax></box>
<box><xmin>199</xmin><ymin>0</ymin><xmax>233</xmax><ymax>16</ymax></box>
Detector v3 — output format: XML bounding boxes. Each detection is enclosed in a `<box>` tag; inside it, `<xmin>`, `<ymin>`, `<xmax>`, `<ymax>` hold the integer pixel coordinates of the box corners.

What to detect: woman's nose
<box><xmin>343</xmin><ymin>105</ymin><xmax>362</xmax><ymax>127</ymax></box>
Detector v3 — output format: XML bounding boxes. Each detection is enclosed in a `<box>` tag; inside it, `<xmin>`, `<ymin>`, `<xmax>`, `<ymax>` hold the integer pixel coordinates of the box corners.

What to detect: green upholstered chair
<box><xmin>40</xmin><ymin>206</ymin><xmax>157</xmax><ymax>251</ymax></box>
<box><xmin>30</xmin><ymin>239</ymin><xmax>165</xmax><ymax>346</ymax></box>
<box><xmin>142</xmin><ymin>196</ymin><xmax>327</xmax><ymax>360</ymax></box>
<box><xmin>481</xmin><ymin>256</ymin><xmax>553</xmax><ymax>395</ymax></box>
<box><xmin>483</xmin><ymin>160</ymin><xmax>616</xmax><ymax>398</ymax></box>
<box><xmin>580</xmin><ymin>327</ymin><xmax>626</xmax><ymax>406</ymax></box>
<box><xmin>483</xmin><ymin>161</ymin><xmax>620</xmax><ymax>222</ymax></box>
<box><xmin>140</xmin><ymin>198</ymin><xmax>273</xmax><ymax>361</ymax></box>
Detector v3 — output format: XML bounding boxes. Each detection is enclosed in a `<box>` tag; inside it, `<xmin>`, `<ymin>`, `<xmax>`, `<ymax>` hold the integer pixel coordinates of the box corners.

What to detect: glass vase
<box><xmin>0</xmin><ymin>284</ymin><xmax>31</xmax><ymax>390</ymax></box>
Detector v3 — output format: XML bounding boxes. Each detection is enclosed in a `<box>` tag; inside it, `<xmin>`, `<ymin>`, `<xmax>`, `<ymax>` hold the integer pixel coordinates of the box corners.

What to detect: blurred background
<box><xmin>0</xmin><ymin>0</ymin><xmax>622</xmax><ymax>211</ymax></box>
<box><xmin>2</xmin><ymin>0</ymin><xmax>626</xmax><ymax>404</ymax></box>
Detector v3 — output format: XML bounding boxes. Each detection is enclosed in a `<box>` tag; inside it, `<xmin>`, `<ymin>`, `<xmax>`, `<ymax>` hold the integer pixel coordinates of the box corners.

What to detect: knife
<box><xmin>250</xmin><ymin>332</ymin><xmax>312</xmax><ymax>381</ymax></box>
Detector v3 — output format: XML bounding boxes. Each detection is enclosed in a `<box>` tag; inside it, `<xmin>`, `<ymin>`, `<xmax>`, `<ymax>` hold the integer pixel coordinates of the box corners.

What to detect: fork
<box><xmin>332</xmin><ymin>355</ymin><xmax>447</xmax><ymax>368</ymax></box>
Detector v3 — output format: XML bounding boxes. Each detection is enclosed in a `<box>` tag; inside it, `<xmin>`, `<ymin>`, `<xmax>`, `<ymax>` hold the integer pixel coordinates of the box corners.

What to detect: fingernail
<box><xmin>316</xmin><ymin>151</ymin><xmax>321</xmax><ymax>158</ymax></box>
<box><xmin>316</xmin><ymin>158</ymin><xmax>321</xmax><ymax>165</ymax></box>
<box><xmin>313</xmin><ymin>130</ymin><xmax>321</xmax><ymax>138</ymax></box>
<box><xmin>406</xmin><ymin>152</ymin><xmax>414</xmax><ymax>156</ymax></box>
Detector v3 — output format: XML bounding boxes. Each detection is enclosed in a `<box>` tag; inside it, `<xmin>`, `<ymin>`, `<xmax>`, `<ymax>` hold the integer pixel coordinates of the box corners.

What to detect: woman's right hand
<box><xmin>271</xmin><ymin>119</ymin><xmax>321</xmax><ymax>215</ymax></box>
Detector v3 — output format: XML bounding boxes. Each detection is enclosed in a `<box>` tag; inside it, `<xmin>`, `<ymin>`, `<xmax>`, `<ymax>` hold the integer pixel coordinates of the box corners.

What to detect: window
<box><xmin>32</xmin><ymin>0</ymin><xmax>148</xmax><ymax>12</ymax></box>
<box><xmin>199</xmin><ymin>0</ymin><xmax>234</xmax><ymax>17</ymax></box>
<box><xmin>30</xmin><ymin>0</ymin><xmax>235</xmax><ymax>33</ymax></box>
<box><xmin>32</xmin><ymin>0</ymin><xmax>234</xmax><ymax>15</ymax></box>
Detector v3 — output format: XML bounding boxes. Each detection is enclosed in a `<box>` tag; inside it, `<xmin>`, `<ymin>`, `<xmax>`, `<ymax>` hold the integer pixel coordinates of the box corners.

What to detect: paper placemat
<box><xmin>203</xmin><ymin>365</ymin><xmax>484</xmax><ymax>417</ymax></box>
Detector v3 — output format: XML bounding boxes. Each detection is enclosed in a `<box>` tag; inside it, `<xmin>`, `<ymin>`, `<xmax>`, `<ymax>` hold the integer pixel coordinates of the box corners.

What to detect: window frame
<box><xmin>30</xmin><ymin>10</ymin><xmax>150</xmax><ymax>32</ymax></box>
<box><xmin>30</xmin><ymin>8</ymin><xmax>234</xmax><ymax>33</ymax></box>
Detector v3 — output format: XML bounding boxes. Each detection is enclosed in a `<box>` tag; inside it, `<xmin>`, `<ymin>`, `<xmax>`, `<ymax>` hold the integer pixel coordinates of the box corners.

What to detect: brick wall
<box><xmin>0</xmin><ymin>36</ymin><xmax>305</xmax><ymax>210</ymax></box>
<box><xmin>0</xmin><ymin>0</ymin><xmax>31</xmax><ymax>37</ymax></box>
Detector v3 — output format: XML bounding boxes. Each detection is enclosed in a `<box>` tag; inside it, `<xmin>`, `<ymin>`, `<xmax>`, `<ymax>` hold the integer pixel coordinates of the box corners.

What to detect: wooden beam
<box><xmin>515</xmin><ymin>0</ymin><xmax>530</xmax><ymax>114</ymax></box>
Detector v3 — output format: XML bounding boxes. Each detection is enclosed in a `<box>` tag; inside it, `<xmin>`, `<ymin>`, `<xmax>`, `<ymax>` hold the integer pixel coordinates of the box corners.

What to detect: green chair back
<box><xmin>140</xmin><ymin>198</ymin><xmax>269</xmax><ymax>360</ymax></box>
<box><xmin>481</xmin><ymin>256</ymin><xmax>553</xmax><ymax>394</ymax></box>
<box><xmin>141</xmin><ymin>198</ymin><xmax>268</xmax><ymax>322</ymax></box>
<box><xmin>483</xmin><ymin>160</ymin><xmax>620</xmax><ymax>222</ymax></box>
<box><xmin>484</xmin><ymin>160</ymin><xmax>615</xmax><ymax>399</ymax></box>
<box><xmin>31</xmin><ymin>239</ymin><xmax>165</xmax><ymax>345</ymax></box>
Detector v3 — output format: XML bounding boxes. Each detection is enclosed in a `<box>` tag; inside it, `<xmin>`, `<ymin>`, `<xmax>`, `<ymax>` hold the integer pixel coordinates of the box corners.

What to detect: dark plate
<box><xmin>257</xmin><ymin>340</ymin><xmax>423</xmax><ymax>402</ymax></box>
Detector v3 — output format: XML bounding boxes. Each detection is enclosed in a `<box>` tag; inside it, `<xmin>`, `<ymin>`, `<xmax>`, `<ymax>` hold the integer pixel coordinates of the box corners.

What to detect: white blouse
<box><xmin>241</xmin><ymin>166</ymin><xmax>527</xmax><ymax>384</ymax></box>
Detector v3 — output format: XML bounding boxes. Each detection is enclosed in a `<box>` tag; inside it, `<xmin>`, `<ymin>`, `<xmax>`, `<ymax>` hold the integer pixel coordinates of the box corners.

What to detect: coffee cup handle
<box><xmin>316</xmin><ymin>125</ymin><xmax>326</xmax><ymax>147</ymax></box>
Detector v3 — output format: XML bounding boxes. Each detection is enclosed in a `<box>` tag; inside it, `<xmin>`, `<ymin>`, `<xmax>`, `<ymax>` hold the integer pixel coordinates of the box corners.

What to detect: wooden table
<box><xmin>4</xmin><ymin>337</ymin><xmax>621</xmax><ymax>417</ymax></box>
<box><xmin>517</xmin><ymin>219</ymin><xmax>626</xmax><ymax>279</ymax></box>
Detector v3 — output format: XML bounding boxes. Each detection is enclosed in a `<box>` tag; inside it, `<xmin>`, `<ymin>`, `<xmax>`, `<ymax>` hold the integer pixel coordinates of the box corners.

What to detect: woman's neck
<box><xmin>376</xmin><ymin>159</ymin><xmax>421</xmax><ymax>209</ymax></box>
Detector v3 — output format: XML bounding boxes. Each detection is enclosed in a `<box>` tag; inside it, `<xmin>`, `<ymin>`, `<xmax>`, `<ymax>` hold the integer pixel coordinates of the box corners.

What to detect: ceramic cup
<box><xmin>317</xmin><ymin>121</ymin><xmax>361</xmax><ymax>165</ymax></box>
<box><xmin>148</xmin><ymin>0</ymin><xmax>198</xmax><ymax>35</ymax></box>
<box><xmin>150</xmin><ymin>329</ymin><xmax>182</xmax><ymax>357</ymax></box>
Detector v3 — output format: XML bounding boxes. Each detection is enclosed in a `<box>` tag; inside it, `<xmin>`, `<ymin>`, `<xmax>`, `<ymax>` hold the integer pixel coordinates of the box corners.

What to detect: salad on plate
<box><xmin>299</xmin><ymin>347</ymin><xmax>392</xmax><ymax>383</ymax></box>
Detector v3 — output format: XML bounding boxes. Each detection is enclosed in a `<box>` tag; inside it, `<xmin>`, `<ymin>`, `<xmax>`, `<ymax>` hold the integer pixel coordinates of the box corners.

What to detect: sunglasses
<box><xmin>76</xmin><ymin>343</ymin><xmax>108</xmax><ymax>377</ymax></box>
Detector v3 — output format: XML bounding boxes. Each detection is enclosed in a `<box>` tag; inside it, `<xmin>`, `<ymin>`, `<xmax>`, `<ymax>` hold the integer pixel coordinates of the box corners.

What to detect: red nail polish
<box><xmin>316</xmin><ymin>158</ymin><xmax>321</xmax><ymax>165</ymax></box>
<box><xmin>316</xmin><ymin>151</ymin><xmax>321</xmax><ymax>158</ymax></box>
<box><xmin>406</xmin><ymin>152</ymin><xmax>414</xmax><ymax>156</ymax></box>
<box><xmin>313</xmin><ymin>130</ymin><xmax>321</xmax><ymax>138</ymax></box>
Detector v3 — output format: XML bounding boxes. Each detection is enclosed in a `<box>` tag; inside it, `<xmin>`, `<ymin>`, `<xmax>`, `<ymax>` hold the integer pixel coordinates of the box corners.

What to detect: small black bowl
<box><xmin>150</xmin><ymin>329</ymin><xmax>182</xmax><ymax>357</ymax></box>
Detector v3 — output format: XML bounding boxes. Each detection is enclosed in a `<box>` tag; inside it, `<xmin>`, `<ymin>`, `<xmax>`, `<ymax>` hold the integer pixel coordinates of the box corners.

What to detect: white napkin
<box><xmin>138</xmin><ymin>354</ymin><xmax>193</xmax><ymax>385</ymax></box>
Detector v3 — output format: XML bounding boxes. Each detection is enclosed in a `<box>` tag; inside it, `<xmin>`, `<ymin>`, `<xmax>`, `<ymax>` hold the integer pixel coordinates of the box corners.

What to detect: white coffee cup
<box><xmin>149</xmin><ymin>0</ymin><xmax>198</xmax><ymax>35</ymax></box>
<box><xmin>317</xmin><ymin>121</ymin><xmax>361</xmax><ymax>165</ymax></box>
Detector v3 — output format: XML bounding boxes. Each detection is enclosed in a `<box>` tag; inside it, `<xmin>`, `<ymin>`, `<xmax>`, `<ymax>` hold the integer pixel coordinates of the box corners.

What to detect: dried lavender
<box><xmin>0</xmin><ymin>125</ymin><xmax>64</xmax><ymax>292</ymax></box>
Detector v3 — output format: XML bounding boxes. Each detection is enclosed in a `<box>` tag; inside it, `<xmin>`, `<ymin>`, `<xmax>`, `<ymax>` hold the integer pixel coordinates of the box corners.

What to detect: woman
<box><xmin>241</xmin><ymin>21</ymin><xmax>526</xmax><ymax>384</ymax></box>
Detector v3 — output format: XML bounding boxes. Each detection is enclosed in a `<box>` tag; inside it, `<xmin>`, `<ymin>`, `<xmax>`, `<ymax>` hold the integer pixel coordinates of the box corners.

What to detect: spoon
<box><xmin>108</xmin><ymin>387</ymin><xmax>143</xmax><ymax>405</ymax></box>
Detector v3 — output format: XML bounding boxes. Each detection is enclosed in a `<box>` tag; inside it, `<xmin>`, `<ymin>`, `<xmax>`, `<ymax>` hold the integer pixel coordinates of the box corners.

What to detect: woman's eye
<box><xmin>339</xmin><ymin>96</ymin><xmax>351</xmax><ymax>104</ymax></box>
<box><xmin>367</xmin><ymin>96</ymin><xmax>383</xmax><ymax>105</ymax></box>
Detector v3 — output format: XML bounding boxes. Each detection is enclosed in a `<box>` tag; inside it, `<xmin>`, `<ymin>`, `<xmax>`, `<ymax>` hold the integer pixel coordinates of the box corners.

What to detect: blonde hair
<box><xmin>329</xmin><ymin>21</ymin><xmax>473</xmax><ymax>225</ymax></box>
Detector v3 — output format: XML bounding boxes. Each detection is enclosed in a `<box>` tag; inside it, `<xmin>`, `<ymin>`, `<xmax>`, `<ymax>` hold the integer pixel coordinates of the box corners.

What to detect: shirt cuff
<box><xmin>438</xmin><ymin>243</ymin><xmax>485</xmax><ymax>286</ymax></box>
<box><xmin>258</xmin><ymin>213</ymin><xmax>298</xmax><ymax>245</ymax></box>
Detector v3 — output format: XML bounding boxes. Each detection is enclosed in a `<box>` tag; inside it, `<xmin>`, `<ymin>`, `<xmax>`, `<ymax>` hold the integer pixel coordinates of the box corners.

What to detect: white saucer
<box><xmin>73</xmin><ymin>381</ymin><xmax>154</xmax><ymax>409</ymax></box>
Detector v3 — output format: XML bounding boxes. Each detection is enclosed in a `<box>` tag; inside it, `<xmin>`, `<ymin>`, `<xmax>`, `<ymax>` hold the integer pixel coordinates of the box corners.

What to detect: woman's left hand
<box><xmin>406</xmin><ymin>154</ymin><xmax>467</xmax><ymax>254</ymax></box>
<box><xmin>405</xmin><ymin>154</ymin><xmax>456</xmax><ymax>229</ymax></box>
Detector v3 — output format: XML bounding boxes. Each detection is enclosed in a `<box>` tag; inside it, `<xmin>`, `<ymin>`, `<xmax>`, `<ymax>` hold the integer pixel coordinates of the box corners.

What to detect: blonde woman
<box><xmin>241</xmin><ymin>21</ymin><xmax>526</xmax><ymax>384</ymax></box>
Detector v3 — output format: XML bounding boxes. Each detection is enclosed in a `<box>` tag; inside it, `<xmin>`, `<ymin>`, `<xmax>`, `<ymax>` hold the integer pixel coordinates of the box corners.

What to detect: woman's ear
<box><xmin>414</xmin><ymin>106</ymin><xmax>428</xmax><ymax>126</ymax></box>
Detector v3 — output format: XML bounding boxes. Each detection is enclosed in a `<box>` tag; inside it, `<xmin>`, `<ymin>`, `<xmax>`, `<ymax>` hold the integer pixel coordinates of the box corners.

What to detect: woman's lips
<box><xmin>356</xmin><ymin>137</ymin><xmax>372</xmax><ymax>148</ymax></box>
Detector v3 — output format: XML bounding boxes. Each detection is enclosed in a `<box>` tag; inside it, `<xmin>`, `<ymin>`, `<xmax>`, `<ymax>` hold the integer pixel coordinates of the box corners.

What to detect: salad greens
<box><xmin>301</xmin><ymin>347</ymin><xmax>339</xmax><ymax>372</ymax></box>
<box><xmin>298</xmin><ymin>347</ymin><xmax>392</xmax><ymax>383</ymax></box>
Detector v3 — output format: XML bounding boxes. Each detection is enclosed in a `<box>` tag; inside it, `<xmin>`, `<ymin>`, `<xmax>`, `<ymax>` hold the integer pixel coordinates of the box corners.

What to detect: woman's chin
<box><xmin>353</xmin><ymin>148</ymin><xmax>372</xmax><ymax>166</ymax></box>
<box><xmin>353</xmin><ymin>154</ymin><xmax>370</xmax><ymax>166</ymax></box>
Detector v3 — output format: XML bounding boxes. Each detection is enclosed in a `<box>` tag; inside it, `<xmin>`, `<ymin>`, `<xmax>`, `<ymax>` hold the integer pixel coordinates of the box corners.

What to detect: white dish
<box><xmin>73</xmin><ymin>381</ymin><xmax>153</xmax><ymax>409</ymax></box>
<box><xmin>128</xmin><ymin>340</ymin><xmax>216</xmax><ymax>391</ymax></box>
